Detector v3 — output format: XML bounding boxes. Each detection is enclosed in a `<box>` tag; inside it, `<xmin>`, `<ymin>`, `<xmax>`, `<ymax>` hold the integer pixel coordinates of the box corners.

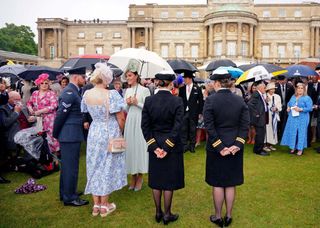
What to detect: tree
<box><xmin>0</xmin><ymin>23</ymin><xmax>37</xmax><ymax>55</ymax></box>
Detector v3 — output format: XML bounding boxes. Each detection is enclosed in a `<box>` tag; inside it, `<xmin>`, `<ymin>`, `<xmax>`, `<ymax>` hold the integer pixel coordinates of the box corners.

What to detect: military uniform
<box><xmin>53</xmin><ymin>81</ymin><xmax>84</xmax><ymax>203</ymax></box>
<box><xmin>204</xmin><ymin>74</ymin><xmax>249</xmax><ymax>187</ymax></box>
<box><xmin>141</xmin><ymin>75</ymin><xmax>185</xmax><ymax>190</ymax></box>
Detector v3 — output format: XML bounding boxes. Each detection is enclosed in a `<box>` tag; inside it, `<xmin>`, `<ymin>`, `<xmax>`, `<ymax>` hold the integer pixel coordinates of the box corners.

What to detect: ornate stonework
<box><xmin>37</xmin><ymin>1</ymin><xmax>320</xmax><ymax>67</ymax></box>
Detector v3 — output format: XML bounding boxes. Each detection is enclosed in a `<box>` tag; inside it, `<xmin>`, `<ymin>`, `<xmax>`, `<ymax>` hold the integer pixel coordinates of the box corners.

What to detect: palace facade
<box><xmin>37</xmin><ymin>0</ymin><xmax>320</xmax><ymax>68</ymax></box>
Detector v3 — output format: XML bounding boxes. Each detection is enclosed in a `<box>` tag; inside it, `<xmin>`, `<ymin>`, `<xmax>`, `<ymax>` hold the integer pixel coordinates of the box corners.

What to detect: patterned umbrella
<box><xmin>286</xmin><ymin>64</ymin><xmax>318</xmax><ymax>78</ymax></box>
<box><xmin>213</xmin><ymin>66</ymin><xmax>243</xmax><ymax>78</ymax></box>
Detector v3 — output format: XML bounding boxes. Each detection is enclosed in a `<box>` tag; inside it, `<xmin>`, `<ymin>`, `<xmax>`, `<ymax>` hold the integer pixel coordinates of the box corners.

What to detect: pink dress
<box><xmin>27</xmin><ymin>90</ymin><xmax>60</xmax><ymax>152</ymax></box>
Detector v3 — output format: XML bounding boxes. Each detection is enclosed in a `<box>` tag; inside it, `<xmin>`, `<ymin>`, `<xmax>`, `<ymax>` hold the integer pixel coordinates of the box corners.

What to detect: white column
<box><xmin>58</xmin><ymin>29</ymin><xmax>62</xmax><ymax>58</ymax></box>
<box><xmin>145</xmin><ymin>27</ymin><xmax>149</xmax><ymax>49</ymax></box>
<box><xmin>249</xmin><ymin>24</ymin><xmax>254</xmax><ymax>57</ymax></box>
<box><xmin>209</xmin><ymin>24</ymin><xmax>213</xmax><ymax>57</ymax></box>
<box><xmin>54</xmin><ymin>29</ymin><xmax>58</xmax><ymax>58</ymax></box>
<box><xmin>132</xmin><ymin>28</ymin><xmax>135</xmax><ymax>48</ymax></box>
<box><xmin>203</xmin><ymin>25</ymin><xmax>208</xmax><ymax>58</ymax></box>
<box><xmin>222</xmin><ymin>22</ymin><xmax>227</xmax><ymax>56</ymax></box>
<box><xmin>149</xmin><ymin>28</ymin><xmax>153</xmax><ymax>51</ymax></box>
<box><xmin>315</xmin><ymin>27</ymin><xmax>319</xmax><ymax>58</ymax></box>
<box><xmin>310</xmin><ymin>27</ymin><xmax>315</xmax><ymax>57</ymax></box>
<box><xmin>41</xmin><ymin>29</ymin><xmax>45</xmax><ymax>58</ymax></box>
<box><xmin>237</xmin><ymin>22</ymin><xmax>242</xmax><ymax>57</ymax></box>
<box><xmin>37</xmin><ymin>29</ymin><xmax>41</xmax><ymax>57</ymax></box>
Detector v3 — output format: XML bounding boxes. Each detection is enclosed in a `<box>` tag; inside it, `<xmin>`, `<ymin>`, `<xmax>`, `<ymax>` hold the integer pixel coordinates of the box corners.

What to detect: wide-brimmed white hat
<box><xmin>266</xmin><ymin>82</ymin><xmax>277</xmax><ymax>91</ymax></box>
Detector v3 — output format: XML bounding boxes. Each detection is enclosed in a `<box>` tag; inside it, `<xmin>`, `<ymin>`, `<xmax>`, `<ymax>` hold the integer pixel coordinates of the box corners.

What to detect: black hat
<box><xmin>209</xmin><ymin>69</ymin><xmax>231</xmax><ymax>81</ymax></box>
<box><xmin>276</xmin><ymin>75</ymin><xmax>286</xmax><ymax>80</ymax></box>
<box><xmin>182</xmin><ymin>71</ymin><xmax>195</xmax><ymax>78</ymax></box>
<box><xmin>155</xmin><ymin>71</ymin><xmax>175</xmax><ymax>81</ymax></box>
<box><xmin>315</xmin><ymin>64</ymin><xmax>320</xmax><ymax>71</ymax></box>
<box><xmin>67</xmin><ymin>67</ymin><xmax>86</xmax><ymax>75</ymax></box>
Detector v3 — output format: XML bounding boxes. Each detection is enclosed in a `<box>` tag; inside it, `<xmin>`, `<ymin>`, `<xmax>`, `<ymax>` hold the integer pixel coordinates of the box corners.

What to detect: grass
<box><xmin>0</xmin><ymin>143</ymin><xmax>320</xmax><ymax>228</ymax></box>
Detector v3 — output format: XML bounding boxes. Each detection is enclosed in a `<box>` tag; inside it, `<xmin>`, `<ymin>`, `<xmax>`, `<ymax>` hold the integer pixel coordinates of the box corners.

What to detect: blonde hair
<box><xmin>295</xmin><ymin>83</ymin><xmax>307</xmax><ymax>96</ymax></box>
<box><xmin>90</xmin><ymin>63</ymin><xmax>113</xmax><ymax>85</ymax></box>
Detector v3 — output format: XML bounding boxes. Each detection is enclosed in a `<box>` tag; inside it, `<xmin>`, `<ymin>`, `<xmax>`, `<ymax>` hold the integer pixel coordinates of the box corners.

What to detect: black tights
<box><xmin>212</xmin><ymin>187</ymin><xmax>236</xmax><ymax>218</ymax></box>
<box><xmin>152</xmin><ymin>189</ymin><xmax>174</xmax><ymax>216</ymax></box>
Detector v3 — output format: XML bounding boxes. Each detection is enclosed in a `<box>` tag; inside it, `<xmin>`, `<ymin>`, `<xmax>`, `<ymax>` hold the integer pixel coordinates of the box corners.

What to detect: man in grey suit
<box><xmin>53</xmin><ymin>67</ymin><xmax>88</xmax><ymax>206</ymax></box>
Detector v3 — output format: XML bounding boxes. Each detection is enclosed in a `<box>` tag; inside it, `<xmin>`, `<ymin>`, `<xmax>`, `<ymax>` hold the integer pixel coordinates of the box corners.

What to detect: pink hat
<box><xmin>35</xmin><ymin>73</ymin><xmax>49</xmax><ymax>86</ymax></box>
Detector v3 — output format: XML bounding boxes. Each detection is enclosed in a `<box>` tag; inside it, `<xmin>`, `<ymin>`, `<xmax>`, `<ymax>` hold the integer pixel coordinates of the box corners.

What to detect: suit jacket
<box><xmin>0</xmin><ymin>92</ymin><xmax>8</xmax><ymax>106</ymax></box>
<box><xmin>0</xmin><ymin>104</ymin><xmax>20</xmax><ymax>149</ymax></box>
<box><xmin>203</xmin><ymin>89</ymin><xmax>249</xmax><ymax>154</ymax></box>
<box><xmin>247</xmin><ymin>91</ymin><xmax>267</xmax><ymax>127</ymax></box>
<box><xmin>275</xmin><ymin>83</ymin><xmax>295</xmax><ymax>108</ymax></box>
<box><xmin>179</xmin><ymin>83</ymin><xmax>204</xmax><ymax>121</ymax></box>
<box><xmin>53</xmin><ymin>83</ymin><xmax>84</xmax><ymax>142</ymax></box>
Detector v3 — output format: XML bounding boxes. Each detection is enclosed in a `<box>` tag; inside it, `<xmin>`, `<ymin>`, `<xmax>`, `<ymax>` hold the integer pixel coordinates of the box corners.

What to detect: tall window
<box><xmin>279</xmin><ymin>9</ymin><xmax>286</xmax><ymax>17</ymax></box>
<box><xmin>214</xmin><ymin>41</ymin><xmax>222</xmax><ymax>56</ymax></box>
<box><xmin>241</xmin><ymin>41</ymin><xmax>248</xmax><ymax>56</ymax></box>
<box><xmin>293</xmin><ymin>44</ymin><xmax>302</xmax><ymax>58</ymax></box>
<box><xmin>191</xmin><ymin>45</ymin><xmax>199</xmax><ymax>58</ymax></box>
<box><xmin>176</xmin><ymin>11</ymin><xmax>184</xmax><ymax>18</ymax></box>
<box><xmin>160</xmin><ymin>12</ymin><xmax>169</xmax><ymax>19</ymax></box>
<box><xmin>277</xmin><ymin>45</ymin><xmax>286</xmax><ymax>58</ymax></box>
<box><xmin>263</xmin><ymin>10</ymin><xmax>271</xmax><ymax>18</ymax></box>
<box><xmin>113</xmin><ymin>32</ymin><xmax>121</xmax><ymax>38</ymax></box>
<box><xmin>191</xmin><ymin>11</ymin><xmax>199</xmax><ymax>18</ymax></box>
<box><xmin>161</xmin><ymin>45</ymin><xmax>169</xmax><ymax>58</ymax></box>
<box><xmin>294</xmin><ymin>9</ymin><xmax>302</xmax><ymax>18</ymax></box>
<box><xmin>113</xmin><ymin>46</ymin><xmax>121</xmax><ymax>53</ymax></box>
<box><xmin>176</xmin><ymin>44</ymin><xmax>184</xmax><ymax>58</ymax></box>
<box><xmin>227</xmin><ymin>41</ymin><xmax>236</xmax><ymax>56</ymax></box>
<box><xmin>138</xmin><ymin>10</ymin><xmax>145</xmax><ymax>16</ymax></box>
<box><xmin>49</xmin><ymin>46</ymin><xmax>55</xmax><ymax>59</ymax></box>
<box><xmin>78</xmin><ymin>32</ymin><xmax>85</xmax><ymax>38</ymax></box>
<box><xmin>262</xmin><ymin>45</ymin><xmax>270</xmax><ymax>58</ymax></box>
<box><xmin>95</xmin><ymin>46</ymin><xmax>103</xmax><ymax>54</ymax></box>
<box><xmin>78</xmin><ymin>46</ymin><xmax>85</xmax><ymax>55</ymax></box>
<box><xmin>95</xmin><ymin>32</ymin><xmax>103</xmax><ymax>38</ymax></box>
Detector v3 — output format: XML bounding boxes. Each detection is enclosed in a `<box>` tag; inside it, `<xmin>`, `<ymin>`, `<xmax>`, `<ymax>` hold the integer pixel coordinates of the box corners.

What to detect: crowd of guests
<box><xmin>0</xmin><ymin>60</ymin><xmax>320</xmax><ymax>226</ymax></box>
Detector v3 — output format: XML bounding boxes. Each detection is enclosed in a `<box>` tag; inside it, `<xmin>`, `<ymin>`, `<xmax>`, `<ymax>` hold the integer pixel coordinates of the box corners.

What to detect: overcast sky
<box><xmin>0</xmin><ymin>0</ymin><xmax>314</xmax><ymax>38</ymax></box>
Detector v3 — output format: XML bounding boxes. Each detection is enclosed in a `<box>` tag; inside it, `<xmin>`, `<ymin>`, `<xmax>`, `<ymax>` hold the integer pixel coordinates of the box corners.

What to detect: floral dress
<box><xmin>27</xmin><ymin>90</ymin><xmax>60</xmax><ymax>152</ymax></box>
<box><xmin>81</xmin><ymin>90</ymin><xmax>127</xmax><ymax>196</ymax></box>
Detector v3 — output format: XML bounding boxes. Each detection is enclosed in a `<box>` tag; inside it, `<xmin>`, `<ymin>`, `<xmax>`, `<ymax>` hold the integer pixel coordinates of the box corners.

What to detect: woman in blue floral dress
<box><xmin>281</xmin><ymin>83</ymin><xmax>313</xmax><ymax>156</ymax></box>
<box><xmin>81</xmin><ymin>63</ymin><xmax>127</xmax><ymax>217</ymax></box>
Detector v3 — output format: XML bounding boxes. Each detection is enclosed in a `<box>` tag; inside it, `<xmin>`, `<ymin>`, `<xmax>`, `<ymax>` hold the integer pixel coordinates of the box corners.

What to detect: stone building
<box><xmin>37</xmin><ymin>0</ymin><xmax>320</xmax><ymax>68</ymax></box>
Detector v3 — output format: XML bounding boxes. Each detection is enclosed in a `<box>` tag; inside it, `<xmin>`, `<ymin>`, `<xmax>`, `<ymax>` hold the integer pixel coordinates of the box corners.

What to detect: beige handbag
<box><xmin>104</xmin><ymin>91</ymin><xmax>126</xmax><ymax>153</ymax></box>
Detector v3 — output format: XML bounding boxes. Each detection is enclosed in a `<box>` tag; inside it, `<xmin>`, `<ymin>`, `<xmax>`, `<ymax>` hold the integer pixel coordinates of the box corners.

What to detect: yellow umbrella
<box><xmin>6</xmin><ymin>60</ymin><xmax>15</xmax><ymax>65</ymax></box>
<box><xmin>235</xmin><ymin>65</ymin><xmax>287</xmax><ymax>85</ymax></box>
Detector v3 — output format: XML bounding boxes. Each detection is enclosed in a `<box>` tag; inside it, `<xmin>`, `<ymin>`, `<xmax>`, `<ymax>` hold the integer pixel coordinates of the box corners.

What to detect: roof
<box><xmin>70</xmin><ymin>54</ymin><xmax>110</xmax><ymax>59</ymax></box>
<box><xmin>0</xmin><ymin>49</ymin><xmax>38</xmax><ymax>61</ymax></box>
<box><xmin>299</xmin><ymin>61</ymin><xmax>320</xmax><ymax>70</ymax></box>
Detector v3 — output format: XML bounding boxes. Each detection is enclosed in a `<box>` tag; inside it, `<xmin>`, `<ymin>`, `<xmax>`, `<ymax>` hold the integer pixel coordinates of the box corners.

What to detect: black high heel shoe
<box><xmin>209</xmin><ymin>215</ymin><xmax>224</xmax><ymax>227</ymax></box>
<box><xmin>224</xmin><ymin>216</ymin><xmax>233</xmax><ymax>227</ymax></box>
<box><xmin>155</xmin><ymin>212</ymin><xmax>163</xmax><ymax>223</ymax></box>
<box><xmin>163</xmin><ymin>214</ymin><xmax>179</xmax><ymax>225</ymax></box>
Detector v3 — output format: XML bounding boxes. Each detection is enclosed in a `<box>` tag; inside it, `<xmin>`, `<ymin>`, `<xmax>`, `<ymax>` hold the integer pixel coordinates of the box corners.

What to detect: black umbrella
<box><xmin>60</xmin><ymin>55</ymin><xmax>109</xmax><ymax>71</ymax></box>
<box><xmin>167</xmin><ymin>59</ymin><xmax>198</xmax><ymax>73</ymax></box>
<box><xmin>18</xmin><ymin>66</ymin><xmax>63</xmax><ymax>81</ymax></box>
<box><xmin>205</xmin><ymin>59</ymin><xmax>236</xmax><ymax>71</ymax></box>
<box><xmin>238</xmin><ymin>63</ymin><xmax>284</xmax><ymax>72</ymax></box>
<box><xmin>107</xmin><ymin>62</ymin><xmax>123</xmax><ymax>78</ymax></box>
<box><xmin>0</xmin><ymin>56</ymin><xmax>8</xmax><ymax>67</ymax></box>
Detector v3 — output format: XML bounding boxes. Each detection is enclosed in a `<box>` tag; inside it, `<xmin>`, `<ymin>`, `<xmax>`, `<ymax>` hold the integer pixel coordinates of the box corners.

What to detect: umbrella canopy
<box><xmin>108</xmin><ymin>48</ymin><xmax>174</xmax><ymax>79</ymax></box>
<box><xmin>286</xmin><ymin>64</ymin><xmax>318</xmax><ymax>78</ymax></box>
<box><xmin>0</xmin><ymin>64</ymin><xmax>27</xmax><ymax>76</ymax></box>
<box><xmin>205</xmin><ymin>59</ymin><xmax>236</xmax><ymax>71</ymax></box>
<box><xmin>213</xmin><ymin>66</ymin><xmax>243</xmax><ymax>78</ymax></box>
<box><xmin>238</xmin><ymin>63</ymin><xmax>283</xmax><ymax>73</ymax></box>
<box><xmin>167</xmin><ymin>59</ymin><xmax>198</xmax><ymax>73</ymax></box>
<box><xmin>18</xmin><ymin>66</ymin><xmax>63</xmax><ymax>81</ymax></box>
<box><xmin>60</xmin><ymin>54</ymin><xmax>110</xmax><ymax>71</ymax></box>
<box><xmin>235</xmin><ymin>65</ymin><xmax>288</xmax><ymax>85</ymax></box>
<box><xmin>0</xmin><ymin>56</ymin><xmax>8</xmax><ymax>67</ymax></box>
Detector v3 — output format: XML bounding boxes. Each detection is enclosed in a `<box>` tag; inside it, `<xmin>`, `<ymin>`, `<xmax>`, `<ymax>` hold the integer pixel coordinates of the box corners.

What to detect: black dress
<box><xmin>141</xmin><ymin>90</ymin><xmax>184</xmax><ymax>190</ymax></box>
<box><xmin>203</xmin><ymin>89</ymin><xmax>250</xmax><ymax>187</ymax></box>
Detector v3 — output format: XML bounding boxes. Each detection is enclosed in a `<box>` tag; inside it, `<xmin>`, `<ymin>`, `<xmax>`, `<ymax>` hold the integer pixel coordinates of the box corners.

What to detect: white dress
<box><xmin>265</xmin><ymin>93</ymin><xmax>282</xmax><ymax>145</ymax></box>
<box><xmin>124</xmin><ymin>84</ymin><xmax>150</xmax><ymax>174</ymax></box>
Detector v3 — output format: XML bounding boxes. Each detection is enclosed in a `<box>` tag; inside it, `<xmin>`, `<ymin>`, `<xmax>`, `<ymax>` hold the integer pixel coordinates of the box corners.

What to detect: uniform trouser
<box><xmin>59</xmin><ymin>142</ymin><xmax>81</xmax><ymax>203</ymax></box>
<box><xmin>253</xmin><ymin>126</ymin><xmax>266</xmax><ymax>153</ymax></box>
<box><xmin>181</xmin><ymin>112</ymin><xmax>196</xmax><ymax>147</ymax></box>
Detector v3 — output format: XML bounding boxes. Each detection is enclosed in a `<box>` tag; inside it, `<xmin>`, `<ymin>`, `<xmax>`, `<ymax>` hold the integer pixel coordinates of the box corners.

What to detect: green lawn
<box><xmin>0</xmin><ymin>143</ymin><xmax>320</xmax><ymax>228</ymax></box>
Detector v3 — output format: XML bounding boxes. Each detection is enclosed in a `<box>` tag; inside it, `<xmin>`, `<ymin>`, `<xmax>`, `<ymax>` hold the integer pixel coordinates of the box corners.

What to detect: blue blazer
<box><xmin>53</xmin><ymin>83</ymin><xmax>84</xmax><ymax>142</ymax></box>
